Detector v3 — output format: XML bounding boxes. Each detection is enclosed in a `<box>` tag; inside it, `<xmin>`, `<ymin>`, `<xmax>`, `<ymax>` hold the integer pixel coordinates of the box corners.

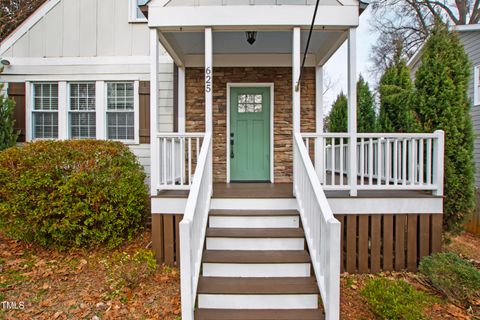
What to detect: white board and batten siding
<box><xmin>458</xmin><ymin>30</ymin><xmax>480</xmax><ymax>186</ymax></box>
<box><xmin>0</xmin><ymin>0</ymin><xmax>178</xmax><ymax>181</ymax></box>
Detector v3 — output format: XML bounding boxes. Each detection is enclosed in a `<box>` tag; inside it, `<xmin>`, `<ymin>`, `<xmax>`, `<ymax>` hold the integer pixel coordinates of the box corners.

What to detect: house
<box><xmin>0</xmin><ymin>0</ymin><xmax>445</xmax><ymax>319</ymax></box>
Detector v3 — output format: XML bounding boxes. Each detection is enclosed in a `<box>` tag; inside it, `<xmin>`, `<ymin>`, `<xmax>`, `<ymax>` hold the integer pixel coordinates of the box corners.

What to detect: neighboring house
<box><xmin>0</xmin><ymin>1</ymin><xmax>445</xmax><ymax>319</ymax></box>
<box><xmin>409</xmin><ymin>24</ymin><xmax>480</xmax><ymax>185</ymax></box>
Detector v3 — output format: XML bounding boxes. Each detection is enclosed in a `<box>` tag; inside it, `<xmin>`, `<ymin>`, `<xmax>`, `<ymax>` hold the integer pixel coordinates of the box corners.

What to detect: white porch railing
<box><xmin>156</xmin><ymin>133</ymin><xmax>205</xmax><ymax>191</ymax></box>
<box><xmin>179</xmin><ymin>132</ymin><xmax>212</xmax><ymax>320</ymax></box>
<box><xmin>293</xmin><ymin>133</ymin><xmax>341</xmax><ymax>320</ymax></box>
<box><xmin>302</xmin><ymin>131</ymin><xmax>445</xmax><ymax>195</ymax></box>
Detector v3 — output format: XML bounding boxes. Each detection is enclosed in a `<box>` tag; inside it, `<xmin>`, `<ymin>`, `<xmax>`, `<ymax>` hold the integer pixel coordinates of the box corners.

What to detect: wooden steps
<box><xmin>209</xmin><ymin>209</ymin><xmax>300</xmax><ymax>217</ymax></box>
<box><xmin>196</xmin><ymin>208</ymin><xmax>324</xmax><ymax>319</ymax></box>
<box><xmin>206</xmin><ymin>227</ymin><xmax>305</xmax><ymax>238</ymax></box>
<box><xmin>202</xmin><ymin>250</ymin><xmax>310</xmax><ymax>264</ymax></box>
<box><xmin>195</xmin><ymin>309</ymin><xmax>325</xmax><ymax>320</ymax></box>
<box><xmin>197</xmin><ymin>277</ymin><xmax>319</xmax><ymax>295</ymax></box>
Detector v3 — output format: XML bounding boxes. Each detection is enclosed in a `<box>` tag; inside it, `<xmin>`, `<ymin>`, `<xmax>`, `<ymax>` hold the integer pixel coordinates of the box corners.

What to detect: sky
<box><xmin>323</xmin><ymin>7</ymin><xmax>378</xmax><ymax>113</ymax></box>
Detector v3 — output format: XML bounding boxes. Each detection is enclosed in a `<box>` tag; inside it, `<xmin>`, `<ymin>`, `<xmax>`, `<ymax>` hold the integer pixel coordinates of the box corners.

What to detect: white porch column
<box><xmin>178</xmin><ymin>66</ymin><xmax>186</xmax><ymax>133</ymax></box>
<box><xmin>205</xmin><ymin>27</ymin><xmax>213</xmax><ymax>133</ymax></box>
<box><xmin>315</xmin><ymin>65</ymin><xmax>324</xmax><ymax>181</ymax></box>
<box><xmin>150</xmin><ymin>29</ymin><xmax>160</xmax><ymax>196</ymax></box>
<box><xmin>292</xmin><ymin>27</ymin><xmax>301</xmax><ymax>134</ymax></box>
<box><xmin>347</xmin><ymin>27</ymin><xmax>358</xmax><ymax>196</ymax></box>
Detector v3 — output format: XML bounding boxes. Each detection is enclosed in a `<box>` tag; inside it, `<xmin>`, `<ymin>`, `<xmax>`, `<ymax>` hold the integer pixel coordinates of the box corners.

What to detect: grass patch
<box><xmin>361</xmin><ymin>278</ymin><xmax>434</xmax><ymax>320</ymax></box>
<box><xmin>419</xmin><ymin>252</ymin><xmax>480</xmax><ymax>308</ymax></box>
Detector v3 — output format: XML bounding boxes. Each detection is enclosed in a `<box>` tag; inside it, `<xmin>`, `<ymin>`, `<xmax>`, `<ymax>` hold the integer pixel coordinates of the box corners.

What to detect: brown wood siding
<box><xmin>151</xmin><ymin>214</ymin><xmax>182</xmax><ymax>266</ymax></box>
<box><xmin>7</xmin><ymin>83</ymin><xmax>26</xmax><ymax>143</ymax></box>
<box><xmin>335</xmin><ymin>213</ymin><xmax>443</xmax><ymax>273</ymax></box>
<box><xmin>139</xmin><ymin>81</ymin><xmax>150</xmax><ymax>144</ymax></box>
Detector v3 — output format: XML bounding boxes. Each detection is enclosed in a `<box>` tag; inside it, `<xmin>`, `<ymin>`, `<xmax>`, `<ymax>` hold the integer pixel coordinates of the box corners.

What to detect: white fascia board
<box><xmin>455</xmin><ymin>24</ymin><xmax>480</xmax><ymax>32</ymax></box>
<box><xmin>148</xmin><ymin>5</ymin><xmax>359</xmax><ymax>29</ymax></box>
<box><xmin>0</xmin><ymin>0</ymin><xmax>62</xmax><ymax>56</ymax></box>
<box><xmin>327</xmin><ymin>197</ymin><xmax>443</xmax><ymax>214</ymax></box>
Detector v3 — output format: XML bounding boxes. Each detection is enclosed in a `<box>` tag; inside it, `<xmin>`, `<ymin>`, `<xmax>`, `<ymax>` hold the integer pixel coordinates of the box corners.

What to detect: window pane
<box><xmin>33</xmin><ymin>112</ymin><xmax>58</xmax><ymax>139</ymax></box>
<box><xmin>33</xmin><ymin>83</ymin><xmax>58</xmax><ymax>111</ymax></box>
<box><xmin>107</xmin><ymin>112</ymin><xmax>134</xmax><ymax>140</ymax></box>
<box><xmin>70</xmin><ymin>83</ymin><xmax>96</xmax><ymax>111</ymax></box>
<box><xmin>107</xmin><ymin>82</ymin><xmax>134</xmax><ymax>111</ymax></box>
<box><xmin>70</xmin><ymin>113</ymin><xmax>96</xmax><ymax>139</ymax></box>
<box><xmin>238</xmin><ymin>94</ymin><xmax>263</xmax><ymax>113</ymax></box>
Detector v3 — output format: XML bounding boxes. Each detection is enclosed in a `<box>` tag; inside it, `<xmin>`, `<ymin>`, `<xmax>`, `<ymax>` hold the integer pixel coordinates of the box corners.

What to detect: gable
<box><xmin>1</xmin><ymin>0</ymin><xmax>150</xmax><ymax>58</ymax></box>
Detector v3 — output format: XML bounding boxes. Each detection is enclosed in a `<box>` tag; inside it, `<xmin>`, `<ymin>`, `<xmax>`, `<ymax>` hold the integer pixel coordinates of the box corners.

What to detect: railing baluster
<box><xmin>369</xmin><ymin>138</ymin><xmax>373</xmax><ymax>185</ymax></box>
<box><xmin>419</xmin><ymin>138</ymin><xmax>424</xmax><ymax>185</ymax></box>
<box><xmin>386</xmin><ymin>139</ymin><xmax>390</xmax><ymax>185</ymax></box>
<box><xmin>163</xmin><ymin>138</ymin><xmax>167</xmax><ymax>185</ymax></box>
<box><xmin>181</xmin><ymin>137</ymin><xmax>185</xmax><ymax>185</ymax></box>
<box><xmin>171</xmin><ymin>138</ymin><xmax>175</xmax><ymax>186</ymax></box>
<box><xmin>393</xmin><ymin>139</ymin><xmax>398</xmax><ymax>185</ymax></box>
<box><xmin>331</xmin><ymin>138</ymin><xmax>336</xmax><ymax>186</ymax></box>
<box><xmin>410</xmin><ymin>139</ymin><xmax>415</xmax><ymax>185</ymax></box>
<box><xmin>188</xmin><ymin>138</ymin><xmax>192</xmax><ymax>185</ymax></box>
<box><xmin>323</xmin><ymin>138</ymin><xmax>327</xmax><ymax>185</ymax></box>
<box><xmin>360</xmin><ymin>138</ymin><xmax>364</xmax><ymax>185</ymax></box>
<box><xmin>340</xmin><ymin>138</ymin><xmax>344</xmax><ymax>186</ymax></box>
<box><xmin>426</xmin><ymin>138</ymin><xmax>432</xmax><ymax>185</ymax></box>
<box><xmin>402</xmin><ymin>139</ymin><xmax>407</xmax><ymax>186</ymax></box>
<box><xmin>377</xmin><ymin>138</ymin><xmax>382</xmax><ymax>186</ymax></box>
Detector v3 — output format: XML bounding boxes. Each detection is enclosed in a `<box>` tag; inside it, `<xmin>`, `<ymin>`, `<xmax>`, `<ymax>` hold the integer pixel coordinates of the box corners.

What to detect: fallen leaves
<box><xmin>0</xmin><ymin>231</ymin><xmax>181</xmax><ymax>320</ymax></box>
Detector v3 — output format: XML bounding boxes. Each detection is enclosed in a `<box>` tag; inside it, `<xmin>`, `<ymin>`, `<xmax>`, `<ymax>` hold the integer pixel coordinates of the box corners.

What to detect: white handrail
<box><xmin>179</xmin><ymin>132</ymin><xmax>212</xmax><ymax>320</ymax></box>
<box><xmin>293</xmin><ymin>133</ymin><xmax>340</xmax><ymax>320</ymax></box>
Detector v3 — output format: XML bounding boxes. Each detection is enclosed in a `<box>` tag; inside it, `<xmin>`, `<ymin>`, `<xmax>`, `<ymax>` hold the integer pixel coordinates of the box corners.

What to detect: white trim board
<box><xmin>0</xmin><ymin>0</ymin><xmax>62</xmax><ymax>56</ymax></box>
<box><xmin>2</xmin><ymin>56</ymin><xmax>173</xmax><ymax>66</ymax></box>
<box><xmin>148</xmin><ymin>5</ymin><xmax>359</xmax><ymax>29</ymax></box>
<box><xmin>226</xmin><ymin>83</ymin><xmax>275</xmax><ymax>183</ymax></box>
<box><xmin>327</xmin><ymin>197</ymin><xmax>443</xmax><ymax>214</ymax></box>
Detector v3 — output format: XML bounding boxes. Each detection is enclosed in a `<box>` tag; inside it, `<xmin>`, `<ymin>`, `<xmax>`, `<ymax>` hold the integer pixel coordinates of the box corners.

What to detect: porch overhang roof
<box><xmin>147</xmin><ymin>5</ymin><xmax>359</xmax><ymax>30</ymax></box>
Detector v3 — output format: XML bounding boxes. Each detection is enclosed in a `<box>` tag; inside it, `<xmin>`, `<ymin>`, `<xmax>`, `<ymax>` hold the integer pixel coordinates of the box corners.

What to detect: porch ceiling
<box><xmin>160</xmin><ymin>29</ymin><xmax>346</xmax><ymax>67</ymax></box>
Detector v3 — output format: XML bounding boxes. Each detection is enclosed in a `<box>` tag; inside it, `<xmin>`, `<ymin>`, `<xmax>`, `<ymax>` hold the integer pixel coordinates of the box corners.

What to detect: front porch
<box><xmin>146</xmin><ymin>1</ymin><xmax>444</xmax><ymax>319</ymax></box>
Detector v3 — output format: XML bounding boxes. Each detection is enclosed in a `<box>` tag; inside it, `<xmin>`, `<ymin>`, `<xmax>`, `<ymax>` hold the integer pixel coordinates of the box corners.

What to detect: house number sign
<box><xmin>205</xmin><ymin>67</ymin><xmax>212</xmax><ymax>93</ymax></box>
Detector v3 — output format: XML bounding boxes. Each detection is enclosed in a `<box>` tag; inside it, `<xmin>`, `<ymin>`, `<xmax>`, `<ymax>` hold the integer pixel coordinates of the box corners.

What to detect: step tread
<box><xmin>197</xmin><ymin>277</ymin><xmax>319</xmax><ymax>294</ymax></box>
<box><xmin>206</xmin><ymin>228</ymin><xmax>305</xmax><ymax>238</ymax></box>
<box><xmin>209</xmin><ymin>210</ymin><xmax>299</xmax><ymax>217</ymax></box>
<box><xmin>202</xmin><ymin>250</ymin><xmax>311</xmax><ymax>263</ymax></box>
<box><xmin>195</xmin><ymin>309</ymin><xmax>324</xmax><ymax>320</ymax></box>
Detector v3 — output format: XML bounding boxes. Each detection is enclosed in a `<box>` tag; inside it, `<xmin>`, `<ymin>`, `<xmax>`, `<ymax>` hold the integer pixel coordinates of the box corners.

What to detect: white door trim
<box><xmin>226</xmin><ymin>83</ymin><xmax>275</xmax><ymax>183</ymax></box>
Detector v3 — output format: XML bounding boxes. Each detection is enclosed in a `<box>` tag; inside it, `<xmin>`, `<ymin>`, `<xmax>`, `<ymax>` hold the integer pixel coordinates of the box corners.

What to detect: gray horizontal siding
<box><xmin>459</xmin><ymin>31</ymin><xmax>480</xmax><ymax>186</ymax></box>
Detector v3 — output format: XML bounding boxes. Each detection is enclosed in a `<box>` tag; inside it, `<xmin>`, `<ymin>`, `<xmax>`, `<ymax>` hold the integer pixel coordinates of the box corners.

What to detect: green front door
<box><xmin>230</xmin><ymin>87</ymin><xmax>270</xmax><ymax>181</ymax></box>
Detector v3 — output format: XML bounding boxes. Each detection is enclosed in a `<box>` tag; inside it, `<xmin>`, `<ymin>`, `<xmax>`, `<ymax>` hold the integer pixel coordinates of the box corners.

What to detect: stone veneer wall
<box><xmin>185</xmin><ymin>67</ymin><xmax>316</xmax><ymax>183</ymax></box>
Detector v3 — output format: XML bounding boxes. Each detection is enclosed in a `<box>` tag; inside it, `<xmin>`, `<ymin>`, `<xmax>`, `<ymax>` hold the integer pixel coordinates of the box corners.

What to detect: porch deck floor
<box><xmin>155</xmin><ymin>183</ymin><xmax>439</xmax><ymax>199</ymax></box>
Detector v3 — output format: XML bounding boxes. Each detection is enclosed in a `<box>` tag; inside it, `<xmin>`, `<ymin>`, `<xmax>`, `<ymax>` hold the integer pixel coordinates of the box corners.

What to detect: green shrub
<box><xmin>361</xmin><ymin>278</ymin><xmax>433</xmax><ymax>320</ymax></box>
<box><xmin>419</xmin><ymin>252</ymin><xmax>480</xmax><ymax>307</ymax></box>
<box><xmin>0</xmin><ymin>84</ymin><xmax>19</xmax><ymax>151</ymax></box>
<box><xmin>0</xmin><ymin>140</ymin><xmax>148</xmax><ymax>248</ymax></box>
<box><xmin>103</xmin><ymin>249</ymin><xmax>157</xmax><ymax>299</ymax></box>
<box><xmin>414</xmin><ymin>24</ymin><xmax>475</xmax><ymax>232</ymax></box>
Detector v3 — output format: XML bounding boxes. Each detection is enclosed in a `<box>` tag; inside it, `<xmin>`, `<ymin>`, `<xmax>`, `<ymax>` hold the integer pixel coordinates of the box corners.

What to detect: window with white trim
<box><xmin>474</xmin><ymin>65</ymin><xmax>480</xmax><ymax>106</ymax></box>
<box><xmin>69</xmin><ymin>83</ymin><xmax>96</xmax><ymax>139</ymax></box>
<box><xmin>106</xmin><ymin>82</ymin><xmax>135</xmax><ymax>141</ymax></box>
<box><xmin>32</xmin><ymin>83</ymin><xmax>58</xmax><ymax>139</ymax></box>
<box><xmin>129</xmin><ymin>0</ymin><xmax>148</xmax><ymax>22</ymax></box>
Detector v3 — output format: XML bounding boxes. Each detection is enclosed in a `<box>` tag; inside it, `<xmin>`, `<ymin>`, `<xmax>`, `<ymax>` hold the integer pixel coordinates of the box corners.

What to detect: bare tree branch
<box><xmin>0</xmin><ymin>0</ymin><xmax>46</xmax><ymax>42</ymax></box>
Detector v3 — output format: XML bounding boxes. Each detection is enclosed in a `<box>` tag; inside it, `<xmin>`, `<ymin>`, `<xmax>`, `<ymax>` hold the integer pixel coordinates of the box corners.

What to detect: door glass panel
<box><xmin>238</xmin><ymin>94</ymin><xmax>262</xmax><ymax>113</ymax></box>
